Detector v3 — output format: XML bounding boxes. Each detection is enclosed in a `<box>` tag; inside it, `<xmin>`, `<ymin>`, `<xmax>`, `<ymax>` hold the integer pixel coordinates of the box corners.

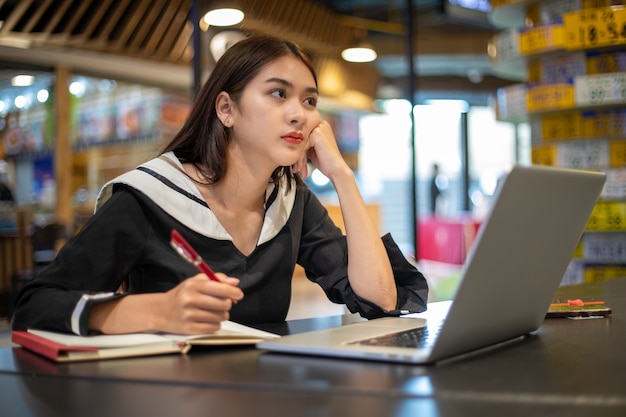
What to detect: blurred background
<box><xmin>1</xmin><ymin>0</ymin><xmax>622</xmax><ymax>321</ymax></box>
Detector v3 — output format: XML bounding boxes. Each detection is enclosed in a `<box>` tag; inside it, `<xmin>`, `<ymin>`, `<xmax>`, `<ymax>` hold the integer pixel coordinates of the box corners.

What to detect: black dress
<box><xmin>12</xmin><ymin>152</ymin><xmax>428</xmax><ymax>335</ymax></box>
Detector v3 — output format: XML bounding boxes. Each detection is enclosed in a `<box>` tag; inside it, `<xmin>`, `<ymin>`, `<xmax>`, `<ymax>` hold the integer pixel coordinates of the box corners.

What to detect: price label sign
<box><xmin>541</xmin><ymin>112</ymin><xmax>581</xmax><ymax>140</ymax></box>
<box><xmin>527</xmin><ymin>84</ymin><xmax>575</xmax><ymax>111</ymax></box>
<box><xmin>492</xmin><ymin>30</ymin><xmax>521</xmax><ymax>62</ymax></box>
<box><xmin>588</xmin><ymin>201</ymin><xmax>626</xmax><ymax>231</ymax></box>
<box><xmin>585</xmin><ymin>266</ymin><xmax>626</xmax><ymax>283</ymax></box>
<box><xmin>575</xmin><ymin>73</ymin><xmax>623</xmax><ymax>106</ymax></box>
<box><xmin>583</xmin><ymin>233</ymin><xmax>626</xmax><ymax>263</ymax></box>
<box><xmin>520</xmin><ymin>25</ymin><xmax>565</xmax><ymax>55</ymax></box>
<box><xmin>603</xmin><ymin>168</ymin><xmax>626</xmax><ymax>199</ymax></box>
<box><xmin>603</xmin><ymin>202</ymin><xmax>626</xmax><ymax>230</ymax></box>
<box><xmin>557</xmin><ymin>140</ymin><xmax>609</xmax><ymax>169</ymax></box>
<box><xmin>610</xmin><ymin>139</ymin><xmax>626</xmax><ymax>166</ymax></box>
<box><xmin>531</xmin><ymin>145</ymin><xmax>557</xmax><ymax>166</ymax></box>
<box><xmin>564</xmin><ymin>6</ymin><xmax>626</xmax><ymax>50</ymax></box>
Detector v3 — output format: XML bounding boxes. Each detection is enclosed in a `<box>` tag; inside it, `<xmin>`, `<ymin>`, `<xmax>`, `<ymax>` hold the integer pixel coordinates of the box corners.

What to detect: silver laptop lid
<box><xmin>428</xmin><ymin>165</ymin><xmax>606</xmax><ymax>361</ymax></box>
<box><xmin>258</xmin><ymin>165</ymin><xmax>606</xmax><ymax>364</ymax></box>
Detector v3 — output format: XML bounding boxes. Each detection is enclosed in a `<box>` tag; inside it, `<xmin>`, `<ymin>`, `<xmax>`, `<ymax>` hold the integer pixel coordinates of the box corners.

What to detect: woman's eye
<box><xmin>304</xmin><ymin>97</ymin><xmax>318</xmax><ymax>107</ymax></box>
<box><xmin>271</xmin><ymin>89</ymin><xmax>286</xmax><ymax>99</ymax></box>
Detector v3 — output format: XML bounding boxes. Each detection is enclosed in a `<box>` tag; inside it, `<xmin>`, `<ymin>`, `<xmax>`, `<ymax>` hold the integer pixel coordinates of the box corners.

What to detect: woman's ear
<box><xmin>216</xmin><ymin>92</ymin><xmax>234</xmax><ymax>127</ymax></box>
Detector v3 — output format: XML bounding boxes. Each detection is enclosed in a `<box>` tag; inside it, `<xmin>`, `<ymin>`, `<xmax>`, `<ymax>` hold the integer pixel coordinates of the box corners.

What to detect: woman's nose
<box><xmin>288</xmin><ymin>101</ymin><xmax>306</xmax><ymax>125</ymax></box>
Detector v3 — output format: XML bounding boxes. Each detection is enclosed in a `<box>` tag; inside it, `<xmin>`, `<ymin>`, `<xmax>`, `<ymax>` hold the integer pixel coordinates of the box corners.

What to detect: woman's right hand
<box><xmin>156</xmin><ymin>273</ymin><xmax>244</xmax><ymax>334</ymax></box>
<box><xmin>89</xmin><ymin>273</ymin><xmax>243</xmax><ymax>335</ymax></box>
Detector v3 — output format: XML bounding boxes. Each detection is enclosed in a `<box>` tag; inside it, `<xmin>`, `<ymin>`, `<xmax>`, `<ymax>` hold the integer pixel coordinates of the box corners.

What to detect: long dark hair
<box><xmin>161</xmin><ymin>34</ymin><xmax>317</xmax><ymax>189</ymax></box>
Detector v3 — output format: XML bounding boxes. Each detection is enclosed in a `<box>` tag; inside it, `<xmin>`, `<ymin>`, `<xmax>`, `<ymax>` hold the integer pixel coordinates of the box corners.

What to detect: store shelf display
<box><xmin>490</xmin><ymin>0</ymin><xmax>626</xmax><ymax>286</ymax></box>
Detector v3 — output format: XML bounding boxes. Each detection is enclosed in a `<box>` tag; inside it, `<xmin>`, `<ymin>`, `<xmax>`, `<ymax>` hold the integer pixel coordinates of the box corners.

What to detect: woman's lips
<box><xmin>282</xmin><ymin>132</ymin><xmax>303</xmax><ymax>144</ymax></box>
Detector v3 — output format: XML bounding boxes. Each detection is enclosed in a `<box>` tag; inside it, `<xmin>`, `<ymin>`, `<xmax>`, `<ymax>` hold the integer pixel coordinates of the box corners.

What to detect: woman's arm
<box><xmin>89</xmin><ymin>274</ymin><xmax>243</xmax><ymax>335</ymax></box>
<box><xmin>305</xmin><ymin>121</ymin><xmax>397</xmax><ymax>311</ymax></box>
<box><xmin>12</xmin><ymin>188</ymin><xmax>243</xmax><ymax>335</ymax></box>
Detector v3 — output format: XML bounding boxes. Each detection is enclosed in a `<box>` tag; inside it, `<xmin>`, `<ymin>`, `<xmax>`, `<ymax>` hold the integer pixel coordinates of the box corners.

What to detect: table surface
<box><xmin>2</xmin><ymin>278</ymin><xmax>626</xmax><ymax>417</ymax></box>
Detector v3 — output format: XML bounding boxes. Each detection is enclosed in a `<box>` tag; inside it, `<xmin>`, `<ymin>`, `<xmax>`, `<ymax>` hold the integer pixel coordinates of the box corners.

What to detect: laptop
<box><xmin>258</xmin><ymin>165</ymin><xmax>607</xmax><ymax>364</ymax></box>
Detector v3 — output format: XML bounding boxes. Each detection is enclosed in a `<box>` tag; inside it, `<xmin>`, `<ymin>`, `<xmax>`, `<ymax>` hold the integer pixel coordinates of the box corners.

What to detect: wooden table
<box><xmin>1</xmin><ymin>278</ymin><xmax>625</xmax><ymax>417</ymax></box>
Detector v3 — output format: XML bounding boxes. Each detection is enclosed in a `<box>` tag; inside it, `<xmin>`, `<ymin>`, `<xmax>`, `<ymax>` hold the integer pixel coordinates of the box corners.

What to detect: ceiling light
<box><xmin>14</xmin><ymin>95</ymin><xmax>27</xmax><ymax>109</ymax></box>
<box><xmin>69</xmin><ymin>80</ymin><xmax>86</xmax><ymax>97</ymax></box>
<box><xmin>341</xmin><ymin>45</ymin><xmax>377</xmax><ymax>63</ymax></box>
<box><xmin>203</xmin><ymin>8</ymin><xmax>244</xmax><ymax>27</ymax></box>
<box><xmin>37</xmin><ymin>89</ymin><xmax>49</xmax><ymax>103</ymax></box>
<box><xmin>209</xmin><ymin>30</ymin><xmax>246</xmax><ymax>61</ymax></box>
<box><xmin>11</xmin><ymin>75</ymin><xmax>34</xmax><ymax>87</ymax></box>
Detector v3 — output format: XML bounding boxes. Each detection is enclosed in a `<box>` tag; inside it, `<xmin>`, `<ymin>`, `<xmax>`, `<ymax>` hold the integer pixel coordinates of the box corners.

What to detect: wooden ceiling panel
<box><xmin>42</xmin><ymin>0</ymin><xmax>73</xmax><ymax>36</ymax></box>
<box><xmin>21</xmin><ymin>0</ymin><xmax>54</xmax><ymax>33</ymax></box>
<box><xmin>0</xmin><ymin>0</ymin><xmax>33</xmax><ymax>34</ymax></box>
<box><xmin>77</xmin><ymin>0</ymin><xmax>114</xmax><ymax>41</ymax></box>
<box><xmin>143</xmin><ymin>0</ymin><xmax>178</xmax><ymax>54</ymax></box>
<box><xmin>0</xmin><ymin>0</ymin><xmax>362</xmax><ymax>67</ymax></box>
<box><xmin>114</xmin><ymin>0</ymin><xmax>152</xmax><ymax>49</ymax></box>
<box><xmin>156</xmin><ymin>3</ymin><xmax>191</xmax><ymax>61</ymax></box>
<box><xmin>92</xmin><ymin>0</ymin><xmax>134</xmax><ymax>46</ymax></box>
<box><xmin>59</xmin><ymin>0</ymin><xmax>92</xmax><ymax>36</ymax></box>
<box><xmin>127</xmin><ymin>0</ymin><xmax>167</xmax><ymax>51</ymax></box>
<box><xmin>0</xmin><ymin>0</ymin><xmax>505</xmax><ymax>105</ymax></box>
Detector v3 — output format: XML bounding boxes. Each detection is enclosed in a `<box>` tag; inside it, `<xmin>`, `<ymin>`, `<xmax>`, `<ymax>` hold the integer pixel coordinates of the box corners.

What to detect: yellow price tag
<box><xmin>584</xmin><ymin>265</ymin><xmax>626</xmax><ymax>282</ymax></box>
<box><xmin>520</xmin><ymin>25</ymin><xmax>565</xmax><ymax>55</ymax></box>
<box><xmin>587</xmin><ymin>201</ymin><xmax>626</xmax><ymax>231</ymax></box>
<box><xmin>541</xmin><ymin>112</ymin><xmax>581</xmax><ymax>140</ymax></box>
<box><xmin>564</xmin><ymin>6</ymin><xmax>626</xmax><ymax>50</ymax></box>
<box><xmin>586</xmin><ymin>52</ymin><xmax>620</xmax><ymax>74</ymax></box>
<box><xmin>572</xmin><ymin>239</ymin><xmax>584</xmax><ymax>259</ymax></box>
<box><xmin>531</xmin><ymin>145</ymin><xmax>557</xmax><ymax>166</ymax></box>
<box><xmin>527</xmin><ymin>60</ymin><xmax>542</xmax><ymax>83</ymax></box>
<box><xmin>610</xmin><ymin>139</ymin><xmax>626</xmax><ymax>166</ymax></box>
<box><xmin>527</xmin><ymin>84</ymin><xmax>575</xmax><ymax>112</ymax></box>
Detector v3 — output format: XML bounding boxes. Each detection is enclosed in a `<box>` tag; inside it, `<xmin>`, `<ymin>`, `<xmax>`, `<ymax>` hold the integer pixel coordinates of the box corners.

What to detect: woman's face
<box><xmin>228</xmin><ymin>56</ymin><xmax>320</xmax><ymax>171</ymax></box>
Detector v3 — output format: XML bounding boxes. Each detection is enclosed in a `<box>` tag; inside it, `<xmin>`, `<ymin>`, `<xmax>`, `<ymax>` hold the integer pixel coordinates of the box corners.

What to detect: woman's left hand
<box><xmin>301</xmin><ymin>120</ymin><xmax>350</xmax><ymax>181</ymax></box>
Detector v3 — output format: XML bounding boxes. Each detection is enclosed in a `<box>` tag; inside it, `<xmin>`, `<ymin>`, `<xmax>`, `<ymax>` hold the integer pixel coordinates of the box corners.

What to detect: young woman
<box><xmin>12</xmin><ymin>35</ymin><xmax>428</xmax><ymax>336</ymax></box>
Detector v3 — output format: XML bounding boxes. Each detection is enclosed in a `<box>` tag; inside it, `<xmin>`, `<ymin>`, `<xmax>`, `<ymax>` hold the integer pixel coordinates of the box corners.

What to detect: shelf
<box><xmin>491</xmin><ymin>6</ymin><xmax>626</xmax><ymax>69</ymax></box>
<box><xmin>490</xmin><ymin>1</ymin><xmax>626</xmax><ymax>287</ymax></box>
<box><xmin>4</xmin><ymin>131</ymin><xmax>165</xmax><ymax>161</ymax></box>
<box><xmin>495</xmin><ymin>71</ymin><xmax>626</xmax><ymax>122</ymax></box>
<box><xmin>531</xmin><ymin>138</ymin><xmax>626</xmax><ymax>171</ymax></box>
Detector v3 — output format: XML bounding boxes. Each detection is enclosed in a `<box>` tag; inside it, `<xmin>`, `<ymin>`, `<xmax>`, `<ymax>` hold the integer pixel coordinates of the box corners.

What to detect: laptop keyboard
<box><xmin>348</xmin><ymin>321</ymin><xmax>442</xmax><ymax>349</ymax></box>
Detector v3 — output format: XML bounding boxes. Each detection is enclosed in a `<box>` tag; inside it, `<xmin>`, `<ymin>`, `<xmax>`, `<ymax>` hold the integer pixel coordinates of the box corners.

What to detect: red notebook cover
<box><xmin>12</xmin><ymin>331</ymin><xmax>99</xmax><ymax>361</ymax></box>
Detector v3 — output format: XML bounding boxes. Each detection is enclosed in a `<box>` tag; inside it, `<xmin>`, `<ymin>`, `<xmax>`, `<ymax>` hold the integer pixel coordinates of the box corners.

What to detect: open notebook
<box><xmin>13</xmin><ymin>321</ymin><xmax>279</xmax><ymax>362</ymax></box>
<box><xmin>258</xmin><ymin>165</ymin><xmax>607</xmax><ymax>364</ymax></box>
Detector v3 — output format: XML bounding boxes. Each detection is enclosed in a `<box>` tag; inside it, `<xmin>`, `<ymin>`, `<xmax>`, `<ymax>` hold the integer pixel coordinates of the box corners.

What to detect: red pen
<box><xmin>170</xmin><ymin>229</ymin><xmax>219</xmax><ymax>282</ymax></box>
<box><xmin>550</xmin><ymin>299</ymin><xmax>606</xmax><ymax>307</ymax></box>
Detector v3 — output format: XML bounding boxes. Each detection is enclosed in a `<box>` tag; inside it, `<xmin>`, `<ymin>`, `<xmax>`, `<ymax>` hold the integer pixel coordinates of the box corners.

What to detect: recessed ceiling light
<box><xmin>341</xmin><ymin>46</ymin><xmax>377</xmax><ymax>63</ymax></box>
<box><xmin>203</xmin><ymin>8</ymin><xmax>244</xmax><ymax>27</ymax></box>
<box><xmin>11</xmin><ymin>74</ymin><xmax>35</xmax><ymax>87</ymax></box>
<box><xmin>37</xmin><ymin>89</ymin><xmax>49</xmax><ymax>103</ymax></box>
<box><xmin>14</xmin><ymin>95</ymin><xmax>27</xmax><ymax>108</ymax></box>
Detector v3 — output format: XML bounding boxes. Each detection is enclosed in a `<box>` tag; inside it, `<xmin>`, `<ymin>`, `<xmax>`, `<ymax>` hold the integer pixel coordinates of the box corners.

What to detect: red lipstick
<box><xmin>282</xmin><ymin>131</ymin><xmax>303</xmax><ymax>144</ymax></box>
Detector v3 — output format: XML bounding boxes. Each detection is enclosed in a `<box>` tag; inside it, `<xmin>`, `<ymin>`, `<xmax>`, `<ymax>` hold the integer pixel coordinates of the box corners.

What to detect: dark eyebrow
<box><xmin>265</xmin><ymin>77</ymin><xmax>318</xmax><ymax>95</ymax></box>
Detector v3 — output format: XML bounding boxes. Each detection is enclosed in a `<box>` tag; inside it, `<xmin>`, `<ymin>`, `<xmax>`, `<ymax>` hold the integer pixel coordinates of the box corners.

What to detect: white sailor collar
<box><xmin>95</xmin><ymin>151</ymin><xmax>296</xmax><ymax>245</ymax></box>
